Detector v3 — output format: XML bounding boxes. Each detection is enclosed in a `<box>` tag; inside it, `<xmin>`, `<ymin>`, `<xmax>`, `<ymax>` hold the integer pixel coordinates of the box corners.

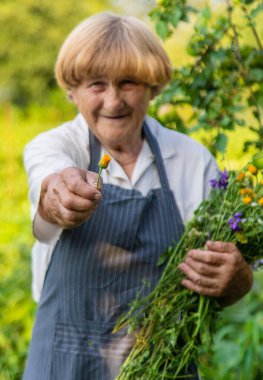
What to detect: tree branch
<box><xmin>241</xmin><ymin>4</ymin><xmax>263</xmax><ymax>52</ymax></box>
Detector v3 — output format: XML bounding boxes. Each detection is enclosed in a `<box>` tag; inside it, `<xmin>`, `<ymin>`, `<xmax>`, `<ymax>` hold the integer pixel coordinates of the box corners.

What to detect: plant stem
<box><xmin>226</xmin><ymin>0</ymin><xmax>263</xmax><ymax>131</ymax></box>
<box><xmin>241</xmin><ymin>4</ymin><xmax>263</xmax><ymax>51</ymax></box>
<box><xmin>96</xmin><ymin>167</ymin><xmax>102</xmax><ymax>189</ymax></box>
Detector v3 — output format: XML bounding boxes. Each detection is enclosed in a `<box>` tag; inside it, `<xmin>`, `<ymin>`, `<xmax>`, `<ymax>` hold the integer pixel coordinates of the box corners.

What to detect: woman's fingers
<box><xmin>178</xmin><ymin>241</ymin><xmax>253</xmax><ymax>303</ymax></box>
<box><xmin>39</xmin><ymin>167</ymin><xmax>102</xmax><ymax>227</ymax></box>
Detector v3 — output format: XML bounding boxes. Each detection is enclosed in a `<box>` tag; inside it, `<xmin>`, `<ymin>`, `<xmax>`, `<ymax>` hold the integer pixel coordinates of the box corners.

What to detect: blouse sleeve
<box><xmin>23</xmin><ymin>117</ymin><xmax>90</xmax><ymax>243</ymax></box>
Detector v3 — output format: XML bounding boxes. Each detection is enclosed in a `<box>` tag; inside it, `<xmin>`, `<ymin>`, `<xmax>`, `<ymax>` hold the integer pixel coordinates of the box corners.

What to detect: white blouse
<box><xmin>24</xmin><ymin>114</ymin><xmax>218</xmax><ymax>301</ymax></box>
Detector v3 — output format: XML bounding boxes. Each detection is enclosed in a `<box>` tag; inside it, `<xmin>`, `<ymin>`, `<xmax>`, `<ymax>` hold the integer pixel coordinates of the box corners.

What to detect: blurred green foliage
<box><xmin>0</xmin><ymin>0</ymin><xmax>111</xmax><ymax>106</ymax></box>
<box><xmin>200</xmin><ymin>271</ymin><xmax>263</xmax><ymax>380</ymax></box>
<box><xmin>149</xmin><ymin>0</ymin><xmax>263</xmax><ymax>155</ymax></box>
<box><xmin>0</xmin><ymin>105</ymin><xmax>33</xmax><ymax>380</ymax></box>
<box><xmin>0</xmin><ymin>103</ymin><xmax>76</xmax><ymax>380</ymax></box>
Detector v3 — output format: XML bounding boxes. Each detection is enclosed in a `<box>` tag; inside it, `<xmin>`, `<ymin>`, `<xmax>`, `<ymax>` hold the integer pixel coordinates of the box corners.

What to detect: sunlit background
<box><xmin>0</xmin><ymin>1</ymin><xmax>262</xmax><ymax>379</ymax></box>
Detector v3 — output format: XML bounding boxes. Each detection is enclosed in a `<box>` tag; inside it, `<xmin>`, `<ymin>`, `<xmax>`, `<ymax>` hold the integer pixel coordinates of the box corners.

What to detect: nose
<box><xmin>103</xmin><ymin>85</ymin><xmax>124</xmax><ymax>112</ymax></box>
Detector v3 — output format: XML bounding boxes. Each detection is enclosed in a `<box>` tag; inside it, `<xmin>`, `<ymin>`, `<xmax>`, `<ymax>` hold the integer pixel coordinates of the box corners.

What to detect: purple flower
<box><xmin>228</xmin><ymin>212</ymin><xmax>243</xmax><ymax>232</ymax></box>
<box><xmin>218</xmin><ymin>170</ymin><xmax>229</xmax><ymax>189</ymax></box>
<box><xmin>210</xmin><ymin>178</ymin><xmax>217</xmax><ymax>188</ymax></box>
<box><xmin>210</xmin><ymin>169</ymin><xmax>229</xmax><ymax>190</ymax></box>
<box><xmin>229</xmin><ymin>219</ymin><xmax>240</xmax><ymax>232</ymax></box>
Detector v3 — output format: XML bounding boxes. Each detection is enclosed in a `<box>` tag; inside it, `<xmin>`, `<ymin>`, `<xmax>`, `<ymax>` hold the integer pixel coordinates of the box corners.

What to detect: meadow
<box><xmin>0</xmin><ymin>101</ymin><xmax>262</xmax><ymax>380</ymax></box>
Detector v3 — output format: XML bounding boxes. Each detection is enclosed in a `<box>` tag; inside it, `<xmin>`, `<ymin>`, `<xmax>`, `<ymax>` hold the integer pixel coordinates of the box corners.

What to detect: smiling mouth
<box><xmin>102</xmin><ymin>114</ymin><xmax>128</xmax><ymax>119</ymax></box>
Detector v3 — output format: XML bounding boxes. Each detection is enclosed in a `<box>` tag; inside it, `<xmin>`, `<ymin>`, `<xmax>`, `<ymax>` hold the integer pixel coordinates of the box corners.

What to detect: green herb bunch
<box><xmin>114</xmin><ymin>152</ymin><xmax>263</xmax><ymax>379</ymax></box>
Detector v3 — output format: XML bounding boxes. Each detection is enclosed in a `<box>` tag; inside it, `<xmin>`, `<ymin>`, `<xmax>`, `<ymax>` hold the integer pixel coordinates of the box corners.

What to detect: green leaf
<box><xmin>220</xmin><ymin>116</ymin><xmax>233</xmax><ymax>128</ymax></box>
<box><xmin>251</xmin><ymin>3</ymin><xmax>263</xmax><ymax>18</ymax></box>
<box><xmin>156</xmin><ymin>20</ymin><xmax>170</xmax><ymax>40</ymax></box>
<box><xmin>199</xmin><ymin>5</ymin><xmax>211</xmax><ymax>22</ymax></box>
<box><xmin>236</xmin><ymin>118</ymin><xmax>246</xmax><ymax>126</ymax></box>
<box><xmin>213</xmin><ymin>340</ymin><xmax>241</xmax><ymax>376</ymax></box>
<box><xmin>215</xmin><ymin>133</ymin><xmax>228</xmax><ymax>153</ymax></box>
<box><xmin>168</xmin><ymin>9</ymin><xmax>182</xmax><ymax>28</ymax></box>
<box><xmin>252</xmin><ymin>152</ymin><xmax>263</xmax><ymax>169</ymax></box>
<box><xmin>253</xmin><ymin>88</ymin><xmax>263</xmax><ymax>107</ymax></box>
<box><xmin>247</xmin><ymin>68</ymin><xmax>263</xmax><ymax>82</ymax></box>
<box><xmin>243</xmin><ymin>345</ymin><xmax>254</xmax><ymax>380</ymax></box>
<box><xmin>240</xmin><ymin>0</ymin><xmax>255</xmax><ymax>4</ymax></box>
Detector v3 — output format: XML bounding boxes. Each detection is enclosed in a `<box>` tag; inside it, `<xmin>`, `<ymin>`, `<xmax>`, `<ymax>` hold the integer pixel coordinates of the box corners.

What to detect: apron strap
<box><xmin>88</xmin><ymin>129</ymin><xmax>101</xmax><ymax>173</ymax></box>
<box><xmin>142</xmin><ymin>121</ymin><xmax>171</xmax><ymax>190</ymax></box>
<box><xmin>88</xmin><ymin>121</ymin><xmax>172</xmax><ymax>191</ymax></box>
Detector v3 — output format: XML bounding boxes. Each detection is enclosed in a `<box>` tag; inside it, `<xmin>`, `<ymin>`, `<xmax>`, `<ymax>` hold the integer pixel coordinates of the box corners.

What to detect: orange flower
<box><xmin>99</xmin><ymin>154</ymin><xmax>111</xmax><ymax>169</ymax></box>
<box><xmin>243</xmin><ymin>195</ymin><xmax>253</xmax><ymax>204</ymax></box>
<box><xmin>236</xmin><ymin>172</ymin><xmax>245</xmax><ymax>181</ymax></box>
<box><xmin>96</xmin><ymin>154</ymin><xmax>111</xmax><ymax>189</ymax></box>
<box><xmin>247</xmin><ymin>164</ymin><xmax>258</xmax><ymax>175</ymax></box>
<box><xmin>240</xmin><ymin>188</ymin><xmax>253</xmax><ymax>195</ymax></box>
<box><xmin>258</xmin><ymin>197</ymin><xmax>263</xmax><ymax>206</ymax></box>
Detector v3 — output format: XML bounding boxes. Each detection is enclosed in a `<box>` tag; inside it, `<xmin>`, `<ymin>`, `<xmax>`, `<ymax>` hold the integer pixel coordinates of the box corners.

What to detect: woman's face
<box><xmin>71</xmin><ymin>77</ymin><xmax>154</xmax><ymax>148</ymax></box>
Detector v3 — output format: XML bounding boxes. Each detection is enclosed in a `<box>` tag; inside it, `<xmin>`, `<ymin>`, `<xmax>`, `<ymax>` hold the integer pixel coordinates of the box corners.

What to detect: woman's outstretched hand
<box><xmin>38</xmin><ymin>167</ymin><xmax>102</xmax><ymax>228</ymax></box>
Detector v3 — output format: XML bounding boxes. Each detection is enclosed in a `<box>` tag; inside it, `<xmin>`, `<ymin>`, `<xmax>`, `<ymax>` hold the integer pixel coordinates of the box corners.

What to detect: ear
<box><xmin>68</xmin><ymin>89</ymin><xmax>78</xmax><ymax>105</ymax></box>
<box><xmin>150</xmin><ymin>86</ymin><xmax>159</xmax><ymax>100</ymax></box>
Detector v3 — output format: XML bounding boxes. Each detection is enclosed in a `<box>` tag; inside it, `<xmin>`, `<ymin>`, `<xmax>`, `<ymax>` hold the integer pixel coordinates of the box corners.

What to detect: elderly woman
<box><xmin>23</xmin><ymin>12</ymin><xmax>253</xmax><ymax>380</ymax></box>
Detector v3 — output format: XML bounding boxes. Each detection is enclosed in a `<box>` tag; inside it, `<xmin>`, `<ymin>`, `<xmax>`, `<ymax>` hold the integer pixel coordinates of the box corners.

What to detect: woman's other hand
<box><xmin>178</xmin><ymin>241</ymin><xmax>253</xmax><ymax>306</ymax></box>
<box><xmin>38</xmin><ymin>167</ymin><xmax>102</xmax><ymax>228</ymax></box>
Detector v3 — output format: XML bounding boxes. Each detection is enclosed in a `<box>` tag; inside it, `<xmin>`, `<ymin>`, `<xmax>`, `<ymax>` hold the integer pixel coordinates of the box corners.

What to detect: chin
<box><xmin>99</xmin><ymin>124</ymin><xmax>129</xmax><ymax>137</ymax></box>
<box><xmin>103</xmin><ymin>131</ymin><xmax>130</xmax><ymax>147</ymax></box>
<box><xmin>105</xmin><ymin>132</ymin><xmax>126</xmax><ymax>143</ymax></box>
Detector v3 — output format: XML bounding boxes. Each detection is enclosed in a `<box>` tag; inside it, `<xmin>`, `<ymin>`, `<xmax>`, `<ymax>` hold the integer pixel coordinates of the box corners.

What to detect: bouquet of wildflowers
<box><xmin>114</xmin><ymin>152</ymin><xmax>263</xmax><ymax>379</ymax></box>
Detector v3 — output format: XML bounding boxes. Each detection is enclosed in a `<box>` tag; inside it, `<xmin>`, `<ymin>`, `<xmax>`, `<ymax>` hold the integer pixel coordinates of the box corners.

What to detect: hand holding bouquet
<box><xmin>114</xmin><ymin>152</ymin><xmax>263</xmax><ymax>379</ymax></box>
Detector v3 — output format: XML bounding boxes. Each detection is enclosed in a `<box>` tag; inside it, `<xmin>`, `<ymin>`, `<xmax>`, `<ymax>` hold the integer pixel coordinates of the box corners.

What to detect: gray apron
<box><xmin>23</xmin><ymin>122</ymin><xmax>198</xmax><ymax>379</ymax></box>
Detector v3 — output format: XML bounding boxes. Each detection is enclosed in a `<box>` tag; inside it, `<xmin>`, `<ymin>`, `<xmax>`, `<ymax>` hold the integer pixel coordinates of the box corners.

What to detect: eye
<box><xmin>120</xmin><ymin>79</ymin><xmax>139</xmax><ymax>90</ymax></box>
<box><xmin>88</xmin><ymin>81</ymin><xmax>106</xmax><ymax>91</ymax></box>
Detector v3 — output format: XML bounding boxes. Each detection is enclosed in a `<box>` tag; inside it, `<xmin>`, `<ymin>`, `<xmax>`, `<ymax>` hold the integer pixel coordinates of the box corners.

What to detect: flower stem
<box><xmin>96</xmin><ymin>167</ymin><xmax>102</xmax><ymax>189</ymax></box>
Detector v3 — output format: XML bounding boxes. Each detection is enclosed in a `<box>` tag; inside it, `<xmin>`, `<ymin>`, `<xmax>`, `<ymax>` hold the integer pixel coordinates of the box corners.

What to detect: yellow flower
<box><xmin>236</xmin><ymin>172</ymin><xmax>245</xmax><ymax>181</ymax></box>
<box><xmin>96</xmin><ymin>154</ymin><xmax>111</xmax><ymax>188</ymax></box>
<box><xmin>243</xmin><ymin>195</ymin><xmax>253</xmax><ymax>204</ymax></box>
<box><xmin>236</xmin><ymin>232</ymin><xmax>248</xmax><ymax>244</ymax></box>
<box><xmin>258</xmin><ymin>197</ymin><xmax>263</xmax><ymax>206</ymax></box>
<box><xmin>247</xmin><ymin>164</ymin><xmax>258</xmax><ymax>175</ymax></box>
<box><xmin>98</xmin><ymin>154</ymin><xmax>111</xmax><ymax>169</ymax></box>
<box><xmin>240</xmin><ymin>188</ymin><xmax>253</xmax><ymax>195</ymax></box>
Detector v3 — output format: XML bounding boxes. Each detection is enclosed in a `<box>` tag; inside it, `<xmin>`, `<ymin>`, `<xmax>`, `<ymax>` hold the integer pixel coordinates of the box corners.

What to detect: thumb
<box><xmin>85</xmin><ymin>170</ymin><xmax>103</xmax><ymax>190</ymax></box>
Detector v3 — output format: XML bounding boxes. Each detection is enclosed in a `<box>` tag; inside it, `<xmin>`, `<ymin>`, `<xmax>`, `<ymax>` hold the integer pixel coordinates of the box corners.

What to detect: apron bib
<box><xmin>24</xmin><ymin>123</ymin><xmax>198</xmax><ymax>380</ymax></box>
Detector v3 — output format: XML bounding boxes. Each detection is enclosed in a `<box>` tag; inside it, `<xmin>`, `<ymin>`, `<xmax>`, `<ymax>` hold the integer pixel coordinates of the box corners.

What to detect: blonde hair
<box><xmin>55</xmin><ymin>12</ymin><xmax>172</xmax><ymax>94</ymax></box>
